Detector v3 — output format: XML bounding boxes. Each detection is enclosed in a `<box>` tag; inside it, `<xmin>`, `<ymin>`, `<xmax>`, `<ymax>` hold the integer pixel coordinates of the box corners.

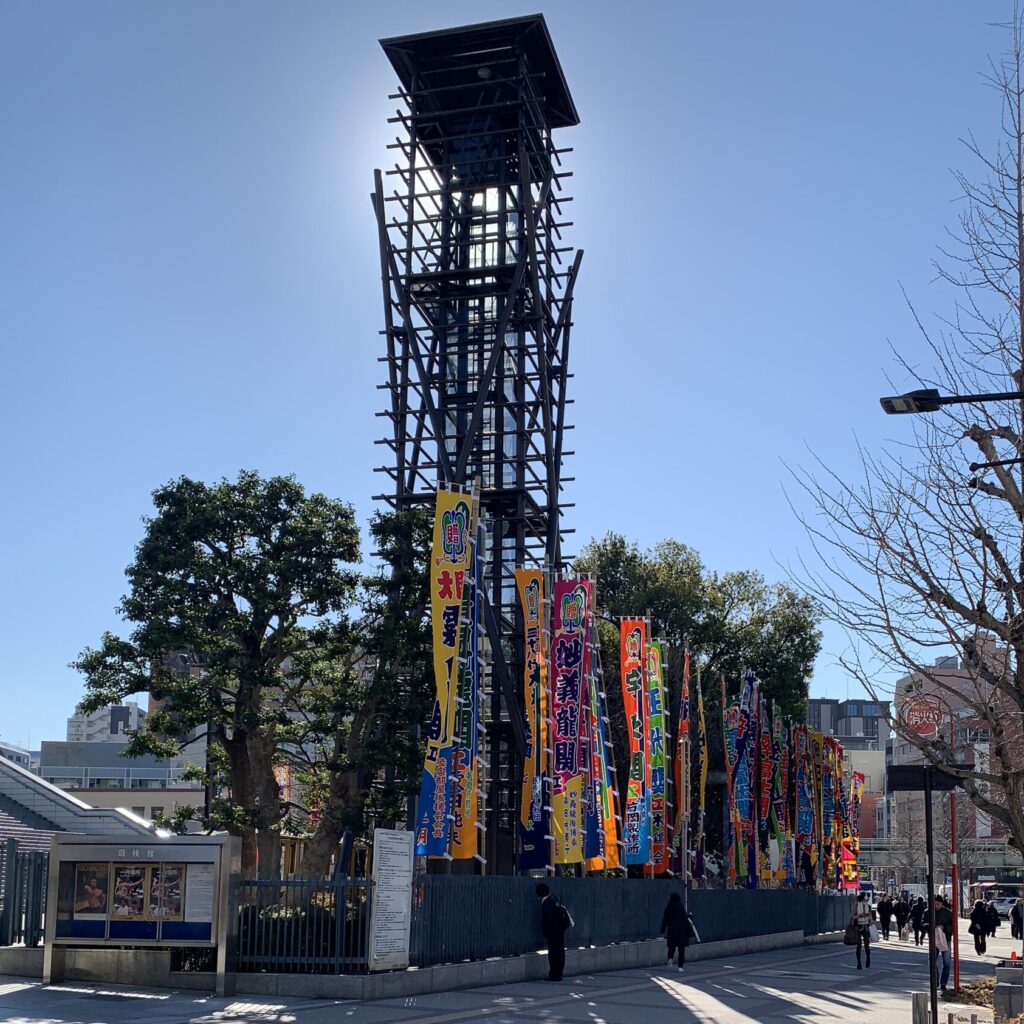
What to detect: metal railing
<box><xmin>236</xmin><ymin>876</ymin><xmax>372</xmax><ymax>974</ymax></box>
<box><xmin>39</xmin><ymin>765</ymin><xmax>202</xmax><ymax>789</ymax></box>
<box><xmin>409</xmin><ymin>876</ymin><xmax>854</xmax><ymax>968</ymax></box>
<box><xmin>230</xmin><ymin>874</ymin><xmax>853</xmax><ymax>974</ymax></box>
<box><xmin>0</xmin><ymin>840</ymin><xmax>48</xmax><ymax>947</ymax></box>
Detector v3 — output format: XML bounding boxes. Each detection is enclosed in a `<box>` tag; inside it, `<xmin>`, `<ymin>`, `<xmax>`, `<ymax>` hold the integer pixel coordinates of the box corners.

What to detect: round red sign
<box><xmin>901</xmin><ymin>696</ymin><xmax>945</xmax><ymax>738</ymax></box>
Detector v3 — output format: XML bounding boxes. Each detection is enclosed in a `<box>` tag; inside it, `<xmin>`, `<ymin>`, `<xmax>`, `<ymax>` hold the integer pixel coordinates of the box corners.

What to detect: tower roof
<box><xmin>380</xmin><ymin>14</ymin><xmax>579</xmax><ymax>130</ymax></box>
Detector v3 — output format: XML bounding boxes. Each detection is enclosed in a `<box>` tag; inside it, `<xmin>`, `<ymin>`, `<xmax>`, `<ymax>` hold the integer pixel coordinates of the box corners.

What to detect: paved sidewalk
<box><xmin>0</xmin><ymin>936</ymin><xmax>1011</xmax><ymax>1024</ymax></box>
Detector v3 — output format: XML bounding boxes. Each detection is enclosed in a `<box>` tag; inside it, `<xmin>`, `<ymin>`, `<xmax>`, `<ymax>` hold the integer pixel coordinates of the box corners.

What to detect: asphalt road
<box><xmin>0</xmin><ymin>930</ymin><xmax>1017</xmax><ymax>1024</ymax></box>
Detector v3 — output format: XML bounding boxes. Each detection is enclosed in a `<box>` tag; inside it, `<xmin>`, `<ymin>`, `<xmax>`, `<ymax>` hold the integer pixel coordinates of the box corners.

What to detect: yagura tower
<box><xmin>372</xmin><ymin>15</ymin><xmax>580</xmax><ymax>869</ymax></box>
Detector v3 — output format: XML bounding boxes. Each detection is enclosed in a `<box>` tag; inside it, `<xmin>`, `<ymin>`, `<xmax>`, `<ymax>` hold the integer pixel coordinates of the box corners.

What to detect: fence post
<box><xmin>24</xmin><ymin>853</ymin><xmax>46</xmax><ymax>947</ymax></box>
<box><xmin>0</xmin><ymin>839</ymin><xmax>17</xmax><ymax>946</ymax></box>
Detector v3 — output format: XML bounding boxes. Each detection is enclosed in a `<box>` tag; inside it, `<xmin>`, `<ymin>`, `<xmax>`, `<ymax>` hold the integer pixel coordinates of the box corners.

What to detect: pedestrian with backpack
<box><xmin>536</xmin><ymin>883</ymin><xmax>571</xmax><ymax>981</ymax></box>
<box><xmin>660</xmin><ymin>892</ymin><xmax>698</xmax><ymax>972</ymax></box>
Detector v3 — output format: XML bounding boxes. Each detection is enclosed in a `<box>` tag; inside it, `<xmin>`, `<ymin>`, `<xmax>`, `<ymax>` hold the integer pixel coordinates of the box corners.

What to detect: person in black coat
<box><xmin>969</xmin><ymin>899</ymin><xmax>989</xmax><ymax>954</ymax></box>
<box><xmin>536</xmin><ymin>883</ymin><xmax>567</xmax><ymax>982</ymax></box>
<box><xmin>1011</xmin><ymin>899</ymin><xmax>1023</xmax><ymax>941</ymax></box>
<box><xmin>660</xmin><ymin>892</ymin><xmax>697</xmax><ymax>971</ymax></box>
<box><xmin>877</xmin><ymin>896</ymin><xmax>894</xmax><ymax>940</ymax></box>
<box><xmin>893</xmin><ymin>897</ymin><xmax>910</xmax><ymax>939</ymax></box>
<box><xmin>986</xmin><ymin>900</ymin><xmax>1001</xmax><ymax>939</ymax></box>
<box><xmin>910</xmin><ymin>896</ymin><xmax>927</xmax><ymax>946</ymax></box>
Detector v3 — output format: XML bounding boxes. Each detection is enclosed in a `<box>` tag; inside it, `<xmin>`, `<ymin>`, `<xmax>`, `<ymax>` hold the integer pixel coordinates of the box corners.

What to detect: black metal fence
<box><xmin>236</xmin><ymin>876</ymin><xmax>372</xmax><ymax>974</ymax></box>
<box><xmin>408</xmin><ymin>876</ymin><xmax>854</xmax><ymax>967</ymax></box>
<box><xmin>17</xmin><ymin>856</ymin><xmax>848</xmax><ymax>974</ymax></box>
<box><xmin>0</xmin><ymin>840</ymin><xmax>48</xmax><ymax>947</ymax></box>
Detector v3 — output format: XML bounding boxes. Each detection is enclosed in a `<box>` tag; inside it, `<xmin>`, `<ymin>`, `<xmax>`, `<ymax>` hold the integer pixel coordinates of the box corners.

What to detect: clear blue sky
<box><xmin>0</xmin><ymin>1</ymin><xmax>1006</xmax><ymax>748</ymax></box>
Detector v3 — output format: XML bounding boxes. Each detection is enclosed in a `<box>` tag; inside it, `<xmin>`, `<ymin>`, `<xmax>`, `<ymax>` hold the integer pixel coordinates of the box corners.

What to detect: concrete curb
<box><xmin>0</xmin><ymin>930</ymin><xmax>842</xmax><ymax>1000</ymax></box>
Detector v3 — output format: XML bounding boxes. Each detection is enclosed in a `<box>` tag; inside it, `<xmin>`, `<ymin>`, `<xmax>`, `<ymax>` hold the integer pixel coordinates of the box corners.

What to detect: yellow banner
<box><xmin>450</xmin><ymin>529</ymin><xmax>481</xmax><ymax>860</ymax></box>
<box><xmin>414</xmin><ymin>486</ymin><xmax>476</xmax><ymax>857</ymax></box>
<box><xmin>516</xmin><ymin>569</ymin><xmax>550</xmax><ymax>871</ymax></box>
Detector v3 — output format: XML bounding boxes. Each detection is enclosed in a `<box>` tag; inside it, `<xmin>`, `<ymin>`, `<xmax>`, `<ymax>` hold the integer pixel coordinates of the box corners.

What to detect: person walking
<box><xmin>986</xmin><ymin>900</ymin><xmax>1001</xmax><ymax>939</ymax></box>
<box><xmin>536</xmin><ymin>883</ymin><xmax>568</xmax><ymax>982</ymax></box>
<box><xmin>877</xmin><ymin>895</ymin><xmax>893</xmax><ymax>940</ymax></box>
<box><xmin>933</xmin><ymin>895</ymin><xmax>954</xmax><ymax>993</ymax></box>
<box><xmin>1011</xmin><ymin>898</ymin><xmax>1024</xmax><ymax>941</ymax></box>
<box><xmin>910</xmin><ymin>896</ymin><xmax>927</xmax><ymax>946</ymax></box>
<box><xmin>894</xmin><ymin>896</ymin><xmax>910</xmax><ymax>941</ymax></box>
<box><xmin>660</xmin><ymin>892</ymin><xmax>697</xmax><ymax>973</ymax></box>
<box><xmin>969</xmin><ymin>899</ymin><xmax>989</xmax><ymax>955</ymax></box>
<box><xmin>851</xmin><ymin>892</ymin><xmax>873</xmax><ymax>969</ymax></box>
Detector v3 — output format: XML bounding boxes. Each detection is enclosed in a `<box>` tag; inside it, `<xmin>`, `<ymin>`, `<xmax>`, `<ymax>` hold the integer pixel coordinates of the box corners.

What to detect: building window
<box><xmin>150</xmin><ymin>806</ymin><xmax>164</xmax><ymax>819</ymax></box>
<box><xmin>89</xmin><ymin>778</ymin><xmax>123</xmax><ymax>790</ymax></box>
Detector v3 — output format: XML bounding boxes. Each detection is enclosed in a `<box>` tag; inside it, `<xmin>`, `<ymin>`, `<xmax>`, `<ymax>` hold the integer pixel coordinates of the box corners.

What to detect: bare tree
<box><xmin>792</xmin><ymin>9</ymin><xmax>1024</xmax><ymax>850</ymax></box>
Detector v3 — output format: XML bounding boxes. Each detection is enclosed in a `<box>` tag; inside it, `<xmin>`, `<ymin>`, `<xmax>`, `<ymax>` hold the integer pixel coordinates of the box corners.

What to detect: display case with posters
<box><xmin>148</xmin><ymin>863</ymin><xmax>184</xmax><ymax>920</ymax></box>
<box><xmin>44</xmin><ymin>833</ymin><xmax>240</xmax><ymax>996</ymax></box>
<box><xmin>73</xmin><ymin>864</ymin><xmax>109</xmax><ymax>921</ymax></box>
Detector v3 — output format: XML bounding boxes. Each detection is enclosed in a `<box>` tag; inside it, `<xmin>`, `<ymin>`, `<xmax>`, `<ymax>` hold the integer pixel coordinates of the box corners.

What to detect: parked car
<box><xmin>992</xmin><ymin>896</ymin><xmax>1017</xmax><ymax>919</ymax></box>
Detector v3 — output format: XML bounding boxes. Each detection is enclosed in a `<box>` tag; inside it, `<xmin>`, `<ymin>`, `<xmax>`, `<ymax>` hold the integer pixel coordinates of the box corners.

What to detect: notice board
<box><xmin>367</xmin><ymin>828</ymin><xmax>414</xmax><ymax>972</ymax></box>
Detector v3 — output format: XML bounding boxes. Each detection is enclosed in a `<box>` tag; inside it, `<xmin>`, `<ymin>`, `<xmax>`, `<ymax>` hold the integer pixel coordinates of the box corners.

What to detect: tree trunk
<box><xmin>224</xmin><ymin>734</ymin><xmax>259</xmax><ymax>876</ymax></box>
<box><xmin>298</xmin><ymin>764</ymin><xmax>364</xmax><ymax>879</ymax></box>
<box><xmin>256</xmin><ymin>826</ymin><xmax>282</xmax><ymax>881</ymax></box>
<box><xmin>223</xmin><ymin>730</ymin><xmax>284</xmax><ymax>879</ymax></box>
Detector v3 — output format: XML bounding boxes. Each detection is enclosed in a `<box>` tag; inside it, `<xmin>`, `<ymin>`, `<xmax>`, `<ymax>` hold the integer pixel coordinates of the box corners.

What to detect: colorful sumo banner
<box><xmin>450</xmin><ymin>526</ymin><xmax>481</xmax><ymax>860</ymax></box>
<box><xmin>647</xmin><ymin>640</ymin><xmax>668</xmax><ymax>872</ymax></box>
<box><xmin>620</xmin><ymin>619</ymin><xmax>650</xmax><ymax>865</ymax></box>
<box><xmin>516</xmin><ymin>568</ymin><xmax>550</xmax><ymax>872</ymax></box>
<box><xmin>551</xmin><ymin>579</ymin><xmax>591</xmax><ymax>864</ymax></box>
<box><xmin>415</xmin><ymin>486</ymin><xmax>476</xmax><ymax>857</ymax></box>
<box><xmin>584</xmin><ymin>654</ymin><xmax>620</xmax><ymax>871</ymax></box>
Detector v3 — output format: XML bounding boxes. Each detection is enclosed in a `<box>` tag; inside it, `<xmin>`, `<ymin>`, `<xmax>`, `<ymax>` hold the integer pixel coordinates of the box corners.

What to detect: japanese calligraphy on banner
<box><xmin>722</xmin><ymin>683</ymin><xmax>740</xmax><ymax>881</ymax></box>
<box><xmin>770</xmin><ymin>704</ymin><xmax>789</xmax><ymax>880</ymax></box>
<box><xmin>692</xmin><ymin>670</ymin><xmax>708</xmax><ymax>880</ymax></box>
<box><xmin>551</xmin><ymin>579</ymin><xmax>591</xmax><ymax>864</ymax></box>
<box><xmin>671</xmin><ymin>651</ymin><xmax>690</xmax><ymax>858</ymax></box>
<box><xmin>585</xmin><ymin>654</ymin><xmax>620</xmax><ymax>871</ymax></box>
<box><xmin>758</xmin><ymin>692</ymin><xmax>773</xmax><ymax>880</ymax></box>
<box><xmin>736</xmin><ymin>673</ymin><xmax>758</xmax><ymax>887</ymax></box>
<box><xmin>647</xmin><ymin>640</ymin><xmax>668</xmax><ymax>872</ymax></box>
<box><xmin>850</xmin><ymin>770</ymin><xmax>865</xmax><ymax>838</ymax></box>
<box><xmin>794</xmin><ymin>725</ymin><xmax>814</xmax><ymax>868</ymax></box>
<box><xmin>782</xmin><ymin>723</ymin><xmax>797</xmax><ymax>884</ymax></box>
<box><xmin>821</xmin><ymin>740</ymin><xmax>835</xmax><ymax>842</ymax></box>
<box><xmin>516</xmin><ymin>569</ymin><xmax>550</xmax><ymax>872</ymax></box>
<box><xmin>581</xmin><ymin>673</ymin><xmax>599</xmax><ymax>862</ymax></box>
<box><xmin>620</xmin><ymin>618</ymin><xmax>649</xmax><ymax>865</ymax></box>
<box><xmin>415</xmin><ymin>486</ymin><xmax>476</xmax><ymax>857</ymax></box>
<box><xmin>810</xmin><ymin>731</ymin><xmax>825</xmax><ymax>879</ymax></box>
<box><xmin>450</xmin><ymin>527</ymin><xmax>481</xmax><ymax>860</ymax></box>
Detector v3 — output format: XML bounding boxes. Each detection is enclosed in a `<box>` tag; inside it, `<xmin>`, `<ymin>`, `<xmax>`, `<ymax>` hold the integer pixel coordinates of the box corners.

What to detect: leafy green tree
<box><xmin>577</xmin><ymin>533</ymin><xmax>821</xmax><ymax>870</ymax></box>
<box><xmin>74</xmin><ymin>471</ymin><xmax>361</xmax><ymax>879</ymax></box>
<box><xmin>576</xmin><ymin>532</ymin><xmax>821</xmax><ymax>717</ymax></box>
<box><xmin>286</xmin><ymin>507</ymin><xmax>433</xmax><ymax>879</ymax></box>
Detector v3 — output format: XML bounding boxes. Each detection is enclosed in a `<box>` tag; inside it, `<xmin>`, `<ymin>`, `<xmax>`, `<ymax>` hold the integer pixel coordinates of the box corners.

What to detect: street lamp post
<box><xmin>938</xmin><ymin>711</ymin><xmax>962</xmax><ymax>994</ymax></box>
<box><xmin>901</xmin><ymin>693</ymin><xmax>961</xmax><ymax>993</ymax></box>
<box><xmin>880</xmin><ymin>384</ymin><xmax>1024</xmax><ymax>983</ymax></box>
<box><xmin>889</xmin><ymin>763</ymin><xmax>960</xmax><ymax>1024</ymax></box>
<box><xmin>879</xmin><ymin>388</ymin><xmax>1024</xmax><ymax>415</ymax></box>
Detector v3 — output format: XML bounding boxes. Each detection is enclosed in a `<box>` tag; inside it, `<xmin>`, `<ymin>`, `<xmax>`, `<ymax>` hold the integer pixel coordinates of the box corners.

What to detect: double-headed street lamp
<box><xmin>880</xmin><ymin>387</ymin><xmax>1024</xmax><ymax>480</ymax></box>
<box><xmin>878</xmin><ymin>385</ymin><xmax>1024</xmax><ymax>993</ymax></box>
